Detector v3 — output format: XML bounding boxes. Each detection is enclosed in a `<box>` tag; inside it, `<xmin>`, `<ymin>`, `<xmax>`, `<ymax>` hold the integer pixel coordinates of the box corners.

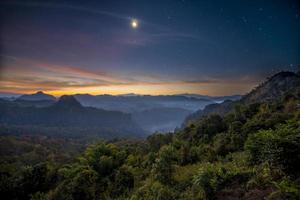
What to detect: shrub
<box><xmin>245</xmin><ymin>121</ymin><xmax>300</xmax><ymax>175</ymax></box>
<box><xmin>130</xmin><ymin>180</ymin><xmax>176</xmax><ymax>200</ymax></box>
<box><xmin>193</xmin><ymin>161</ymin><xmax>251</xmax><ymax>200</ymax></box>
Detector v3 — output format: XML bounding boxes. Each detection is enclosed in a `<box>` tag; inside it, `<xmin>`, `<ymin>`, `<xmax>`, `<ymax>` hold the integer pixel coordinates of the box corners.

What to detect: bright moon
<box><xmin>131</xmin><ymin>19</ymin><xmax>138</xmax><ymax>28</ymax></box>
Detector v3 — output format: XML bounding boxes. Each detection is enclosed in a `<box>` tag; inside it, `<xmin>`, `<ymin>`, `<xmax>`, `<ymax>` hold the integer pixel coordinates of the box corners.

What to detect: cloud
<box><xmin>0</xmin><ymin>56</ymin><xmax>262</xmax><ymax>96</ymax></box>
<box><xmin>0</xmin><ymin>54</ymin><xmax>17</xmax><ymax>61</ymax></box>
<box><xmin>0</xmin><ymin>58</ymin><xmax>127</xmax><ymax>92</ymax></box>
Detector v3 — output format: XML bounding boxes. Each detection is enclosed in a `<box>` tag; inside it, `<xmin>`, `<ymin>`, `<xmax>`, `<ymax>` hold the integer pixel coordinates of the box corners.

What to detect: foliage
<box><xmin>130</xmin><ymin>180</ymin><xmax>176</xmax><ymax>200</ymax></box>
<box><xmin>1</xmin><ymin>96</ymin><xmax>299</xmax><ymax>199</ymax></box>
<box><xmin>193</xmin><ymin>161</ymin><xmax>252</xmax><ymax>200</ymax></box>
<box><xmin>245</xmin><ymin>121</ymin><xmax>300</xmax><ymax>175</ymax></box>
<box><xmin>152</xmin><ymin>145</ymin><xmax>175</xmax><ymax>184</ymax></box>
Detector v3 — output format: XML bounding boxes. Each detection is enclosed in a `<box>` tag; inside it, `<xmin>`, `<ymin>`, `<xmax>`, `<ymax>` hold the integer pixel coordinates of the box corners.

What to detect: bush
<box><xmin>245</xmin><ymin>121</ymin><xmax>300</xmax><ymax>176</ymax></box>
<box><xmin>130</xmin><ymin>180</ymin><xmax>176</xmax><ymax>200</ymax></box>
<box><xmin>193</xmin><ymin>161</ymin><xmax>251</xmax><ymax>200</ymax></box>
<box><xmin>152</xmin><ymin>145</ymin><xmax>175</xmax><ymax>184</ymax></box>
<box><xmin>50</xmin><ymin>166</ymin><xmax>97</xmax><ymax>200</ymax></box>
<box><xmin>195</xmin><ymin>114</ymin><xmax>227</xmax><ymax>140</ymax></box>
<box><xmin>268</xmin><ymin>177</ymin><xmax>300</xmax><ymax>200</ymax></box>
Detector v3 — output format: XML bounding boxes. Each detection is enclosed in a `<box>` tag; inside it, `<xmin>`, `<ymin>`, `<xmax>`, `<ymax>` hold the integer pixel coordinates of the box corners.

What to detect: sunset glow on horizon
<box><xmin>0</xmin><ymin>57</ymin><xmax>263</xmax><ymax>96</ymax></box>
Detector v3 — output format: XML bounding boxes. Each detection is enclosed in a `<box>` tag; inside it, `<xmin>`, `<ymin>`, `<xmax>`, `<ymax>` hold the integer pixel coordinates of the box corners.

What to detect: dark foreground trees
<box><xmin>1</xmin><ymin>97</ymin><xmax>300</xmax><ymax>200</ymax></box>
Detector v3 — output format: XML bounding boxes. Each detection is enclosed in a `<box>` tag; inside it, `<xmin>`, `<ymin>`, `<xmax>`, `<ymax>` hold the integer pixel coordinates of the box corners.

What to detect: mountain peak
<box><xmin>242</xmin><ymin>71</ymin><xmax>300</xmax><ymax>104</ymax></box>
<box><xmin>18</xmin><ymin>91</ymin><xmax>56</xmax><ymax>101</ymax></box>
<box><xmin>118</xmin><ymin>93</ymin><xmax>139</xmax><ymax>97</ymax></box>
<box><xmin>269</xmin><ymin>71</ymin><xmax>299</xmax><ymax>80</ymax></box>
<box><xmin>55</xmin><ymin>95</ymin><xmax>82</xmax><ymax>108</ymax></box>
<box><xmin>184</xmin><ymin>71</ymin><xmax>300</xmax><ymax>125</ymax></box>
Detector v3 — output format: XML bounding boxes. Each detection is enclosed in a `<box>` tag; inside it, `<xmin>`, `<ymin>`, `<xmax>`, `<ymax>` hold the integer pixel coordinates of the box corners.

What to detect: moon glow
<box><xmin>131</xmin><ymin>19</ymin><xmax>138</xmax><ymax>28</ymax></box>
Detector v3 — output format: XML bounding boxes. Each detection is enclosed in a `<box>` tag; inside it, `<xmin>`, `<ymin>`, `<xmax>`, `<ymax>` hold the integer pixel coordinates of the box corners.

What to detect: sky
<box><xmin>0</xmin><ymin>0</ymin><xmax>299</xmax><ymax>96</ymax></box>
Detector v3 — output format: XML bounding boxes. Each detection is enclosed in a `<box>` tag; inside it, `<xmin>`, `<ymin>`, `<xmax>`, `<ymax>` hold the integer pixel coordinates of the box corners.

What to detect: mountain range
<box><xmin>0</xmin><ymin>95</ymin><xmax>144</xmax><ymax>140</ymax></box>
<box><xmin>0</xmin><ymin>91</ymin><xmax>240</xmax><ymax>132</ymax></box>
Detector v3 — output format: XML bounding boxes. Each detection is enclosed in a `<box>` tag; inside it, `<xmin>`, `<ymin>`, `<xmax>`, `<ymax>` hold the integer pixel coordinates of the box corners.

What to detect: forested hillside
<box><xmin>1</xmin><ymin>72</ymin><xmax>299</xmax><ymax>200</ymax></box>
<box><xmin>185</xmin><ymin>71</ymin><xmax>300</xmax><ymax>125</ymax></box>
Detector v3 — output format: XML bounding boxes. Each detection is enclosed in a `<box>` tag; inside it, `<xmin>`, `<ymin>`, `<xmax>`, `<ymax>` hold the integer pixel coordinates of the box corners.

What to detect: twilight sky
<box><xmin>0</xmin><ymin>0</ymin><xmax>299</xmax><ymax>96</ymax></box>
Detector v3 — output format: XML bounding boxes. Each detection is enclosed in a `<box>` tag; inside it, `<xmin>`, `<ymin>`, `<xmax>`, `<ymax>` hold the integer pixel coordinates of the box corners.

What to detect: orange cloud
<box><xmin>0</xmin><ymin>57</ymin><xmax>260</xmax><ymax>96</ymax></box>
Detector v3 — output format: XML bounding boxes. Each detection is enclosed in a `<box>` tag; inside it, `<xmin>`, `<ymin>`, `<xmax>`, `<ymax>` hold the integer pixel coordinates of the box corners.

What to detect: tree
<box><xmin>194</xmin><ymin>114</ymin><xmax>227</xmax><ymax>141</ymax></box>
<box><xmin>111</xmin><ymin>165</ymin><xmax>134</xmax><ymax>197</ymax></box>
<box><xmin>152</xmin><ymin>145</ymin><xmax>175</xmax><ymax>184</ymax></box>
<box><xmin>50</xmin><ymin>166</ymin><xmax>97</xmax><ymax>200</ymax></box>
<box><xmin>83</xmin><ymin>143</ymin><xmax>125</xmax><ymax>177</ymax></box>
<box><xmin>130</xmin><ymin>181</ymin><xmax>176</xmax><ymax>200</ymax></box>
<box><xmin>71</xmin><ymin>169</ymin><xmax>97</xmax><ymax>200</ymax></box>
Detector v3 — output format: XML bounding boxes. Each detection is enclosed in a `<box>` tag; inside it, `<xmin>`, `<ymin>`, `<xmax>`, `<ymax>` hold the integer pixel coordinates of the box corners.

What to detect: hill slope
<box><xmin>184</xmin><ymin>71</ymin><xmax>300</xmax><ymax>124</ymax></box>
<box><xmin>241</xmin><ymin>71</ymin><xmax>300</xmax><ymax>104</ymax></box>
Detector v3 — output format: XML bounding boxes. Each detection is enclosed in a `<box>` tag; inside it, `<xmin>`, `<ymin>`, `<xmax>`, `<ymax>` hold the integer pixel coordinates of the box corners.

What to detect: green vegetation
<box><xmin>1</xmin><ymin>95</ymin><xmax>299</xmax><ymax>200</ymax></box>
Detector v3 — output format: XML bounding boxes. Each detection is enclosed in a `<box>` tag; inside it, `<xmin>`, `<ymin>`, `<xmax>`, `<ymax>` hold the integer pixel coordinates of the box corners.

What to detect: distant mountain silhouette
<box><xmin>5</xmin><ymin>92</ymin><xmax>243</xmax><ymax>133</ymax></box>
<box><xmin>18</xmin><ymin>91</ymin><xmax>56</xmax><ymax>101</ymax></box>
<box><xmin>74</xmin><ymin>94</ymin><xmax>215</xmax><ymax>132</ymax></box>
<box><xmin>0</xmin><ymin>92</ymin><xmax>20</xmax><ymax>100</ymax></box>
<box><xmin>118</xmin><ymin>93</ymin><xmax>139</xmax><ymax>97</ymax></box>
<box><xmin>184</xmin><ymin>71</ymin><xmax>300</xmax><ymax>124</ymax></box>
<box><xmin>74</xmin><ymin>94</ymin><xmax>214</xmax><ymax>113</ymax></box>
<box><xmin>54</xmin><ymin>95</ymin><xmax>83</xmax><ymax>108</ymax></box>
<box><xmin>177</xmin><ymin>93</ymin><xmax>241</xmax><ymax>102</ymax></box>
<box><xmin>14</xmin><ymin>91</ymin><xmax>56</xmax><ymax>108</ymax></box>
<box><xmin>0</xmin><ymin>95</ymin><xmax>145</xmax><ymax>139</ymax></box>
